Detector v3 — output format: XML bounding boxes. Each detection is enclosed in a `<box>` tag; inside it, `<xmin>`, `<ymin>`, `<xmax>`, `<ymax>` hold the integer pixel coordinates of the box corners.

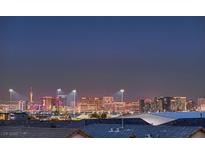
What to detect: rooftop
<box><xmin>0</xmin><ymin>118</ymin><xmax>150</xmax><ymax>128</ymax></box>
<box><xmin>162</xmin><ymin>118</ymin><xmax>205</xmax><ymax>128</ymax></box>
<box><xmin>119</xmin><ymin>113</ymin><xmax>175</xmax><ymax>125</ymax></box>
<box><xmin>79</xmin><ymin>124</ymin><xmax>204</xmax><ymax>138</ymax></box>
<box><xmin>0</xmin><ymin>126</ymin><xmax>77</xmax><ymax>138</ymax></box>
<box><xmin>152</xmin><ymin>112</ymin><xmax>205</xmax><ymax>119</ymax></box>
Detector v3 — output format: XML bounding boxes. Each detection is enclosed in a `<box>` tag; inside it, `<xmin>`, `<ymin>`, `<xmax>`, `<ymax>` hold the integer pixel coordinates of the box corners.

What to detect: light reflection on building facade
<box><xmin>198</xmin><ymin>98</ymin><xmax>205</xmax><ymax>111</ymax></box>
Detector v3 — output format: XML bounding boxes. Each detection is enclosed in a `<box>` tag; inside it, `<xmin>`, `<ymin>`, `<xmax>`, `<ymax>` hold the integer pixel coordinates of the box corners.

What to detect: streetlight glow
<box><xmin>120</xmin><ymin>89</ymin><xmax>125</xmax><ymax>102</ymax></box>
<box><xmin>9</xmin><ymin>89</ymin><xmax>14</xmax><ymax>102</ymax></box>
<box><xmin>72</xmin><ymin>89</ymin><xmax>77</xmax><ymax>118</ymax></box>
<box><xmin>57</xmin><ymin>88</ymin><xmax>62</xmax><ymax>92</ymax></box>
<box><xmin>57</xmin><ymin>88</ymin><xmax>62</xmax><ymax>96</ymax></box>
<box><xmin>119</xmin><ymin>89</ymin><xmax>125</xmax><ymax>129</ymax></box>
<box><xmin>9</xmin><ymin>89</ymin><xmax>14</xmax><ymax>93</ymax></box>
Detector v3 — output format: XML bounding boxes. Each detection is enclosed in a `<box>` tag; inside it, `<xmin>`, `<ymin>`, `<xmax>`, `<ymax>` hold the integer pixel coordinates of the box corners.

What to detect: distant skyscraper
<box><xmin>139</xmin><ymin>99</ymin><xmax>145</xmax><ymax>113</ymax></box>
<box><xmin>77</xmin><ymin>96</ymin><xmax>103</xmax><ymax>112</ymax></box>
<box><xmin>198</xmin><ymin>98</ymin><xmax>205</xmax><ymax>111</ymax></box>
<box><xmin>157</xmin><ymin>97</ymin><xmax>172</xmax><ymax>112</ymax></box>
<box><xmin>186</xmin><ymin>100</ymin><xmax>196</xmax><ymax>111</ymax></box>
<box><xmin>172</xmin><ymin>97</ymin><xmax>187</xmax><ymax>111</ymax></box>
<box><xmin>41</xmin><ymin>96</ymin><xmax>54</xmax><ymax>111</ymax></box>
<box><xmin>153</xmin><ymin>96</ymin><xmax>187</xmax><ymax>112</ymax></box>
<box><xmin>29</xmin><ymin>87</ymin><xmax>33</xmax><ymax>103</ymax></box>
<box><xmin>102</xmin><ymin>96</ymin><xmax>114</xmax><ymax>104</ymax></box>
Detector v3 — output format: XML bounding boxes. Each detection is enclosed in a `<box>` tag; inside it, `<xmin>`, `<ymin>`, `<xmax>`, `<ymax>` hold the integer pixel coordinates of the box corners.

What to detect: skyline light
<box><xmin>57</xmin><ymin>89</ymin><xmax>62</xmax><ymax>92</ymax></box>
<box><xmin>1</xmin><ymin>87</ymin><xmax>202</xmax><ymax>102</ymax></box>
<box><xmin>9</xmin><ymin>89</ymin><xmax>14</xmax><ymax>93</ymax></box>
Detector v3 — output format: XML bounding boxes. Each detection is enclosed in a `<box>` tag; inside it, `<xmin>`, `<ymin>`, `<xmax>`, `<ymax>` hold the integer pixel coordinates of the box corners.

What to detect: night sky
<box><xmin>0</xmin><ymin>17</ymin><xmax>205</xmax><ymax>101</ymax></box>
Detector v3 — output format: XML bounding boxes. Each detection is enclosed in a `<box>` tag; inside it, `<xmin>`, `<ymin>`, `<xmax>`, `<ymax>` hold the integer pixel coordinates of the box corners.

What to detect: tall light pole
<box><xmin>120</xmin><ymin>89</ymin><xmax>125</xmax><ymax>129</ymax></box>
<box><xmin>57</xmin><ymin>88</ymin><xmax>62</xmax><ymax>96</ymax></box>
<box><xmin>9</xmin><ymin>89</ymin><xmax>14</xmax><ymax>103</ymax></box>
<box><xmin>72</xmin><ymin>89</ymin><xmax>77</xmax><ymax>118</ymax></box>
<box><xmin>120</xmin><ymin>89</ymin><xmax>124</xmax><ymax>102</ymax></box>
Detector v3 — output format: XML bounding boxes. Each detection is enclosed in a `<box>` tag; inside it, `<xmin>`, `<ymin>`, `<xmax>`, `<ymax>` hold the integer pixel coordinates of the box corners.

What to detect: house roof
<box><xmin>84</xmin><ymin>118</ymin><xmax>150</xmax><ymax>125</ymax></box>
<box><xmin>0</xmin><ymin>126</ymin><xmax>77</xmax><ymax>138</ymax></box>
<box><xmin>0</xmin><ymin>118</ymin><xmax>149</xmax><ymax>128</ymax></box>
<box><xmin>152</xmin><ymin>112</ymin><xmax>205</xmax><ymax>119</ymax></box>
<box><xmin>118</xmin><ymin>113</ymin><xmax>175</xmax><ymax>125</ymax></box>
<box><xmin>0</xmin><ymin>120</ymin><xmax>86</xmax><ymax>128</ymax></box>
<box><xmin>162</xmin><ymin>118</ymin><xmax>205</xmax><ymax>128</ymax></box>
<box><xmin>78</xmin><ymin>124</ymin><xmax>204</xmax><ymax>138</ymax></box>
<box><xmin>1</xmin><ymin>123</ymin><xmax>203</xmax><ymax>138</ymax></box>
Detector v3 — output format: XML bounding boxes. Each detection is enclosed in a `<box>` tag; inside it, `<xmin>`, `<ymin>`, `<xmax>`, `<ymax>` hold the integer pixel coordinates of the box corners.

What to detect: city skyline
<box><xmin>1</xmin><ymin>17</ymin><xmax>205</xmax><ymax>100</ymax></box>
<box><xmin>1</xmin><ymin>88</ymin><xmax>204</xmax><ymax>115</ymax></box>
<box><xmin>0</xmin><ymin>87</ymin><xmax>204</xmax><ymax>103</ymax></box>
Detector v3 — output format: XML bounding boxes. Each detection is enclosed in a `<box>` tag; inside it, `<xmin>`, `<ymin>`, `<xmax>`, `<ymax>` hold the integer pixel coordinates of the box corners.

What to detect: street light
<box><xmin>72</xmin><ymin>89</ymin><xmax>77</xmax><ymax>118</ymax></box>
<box><xmin>9</xmin><ymin>89</ymin><xmax>14</xmax><ymax>102</ymax></box>
<box><xmin>120</xmin><ymin>89</ymin><xmax>125</xmax><ymax>129</ymax></box>
<box><xmin>120</xmin><ymin>89</ymin><xmax>124</xmax><ymax>102</ymax></box>
<box><xmin>57</xmin><ymin>88</ymin><xmax>62</xmax><ymax>96</ymax></box>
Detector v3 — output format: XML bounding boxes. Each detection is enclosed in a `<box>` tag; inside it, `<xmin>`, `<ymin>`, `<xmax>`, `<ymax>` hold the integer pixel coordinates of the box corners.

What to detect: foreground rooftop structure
<box><xmin>162</xmin><ymin>118</ymin><xmax>205</xmax><ymax>128</ymax></box>
<box><xmin>152</xmin><ymin>112</ymin><xmax>205</xmax><ymax>119</ymax></box>
<box><xmin>1</xmin><ymin>124</ymin><xmax>204</xmax><ymax>138</ymax></box>
<box><xmin>72</xmin><ymin>124</ymin><xmax>205</xmax><ymax>138</ymax></box>
<box><xmin>119</xmin><ymin>113</ymin><xmax>175</xmax><ymax>125</ymax></box>
<box><xmin>0</xmin><ymin>127</ymin><xmax>77</xmax><ymax>138</ymax></box>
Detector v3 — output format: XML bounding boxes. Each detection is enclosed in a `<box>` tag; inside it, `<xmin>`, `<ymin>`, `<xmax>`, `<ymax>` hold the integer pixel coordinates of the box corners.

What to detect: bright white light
<box><xmin>120</xmin><ymin>89</ymin><xmax>124</xmax><ymax>93</ymax></box>
<box><xmin>57</xmin><ymin>88</ymin><xmax>62</xmax><ymax>92</ymax></box>
<box><xmin>72</xmin><ymin>89</ymin><xmax>76</xmax><ymax>93</ymax></box>
<box><xmin>9</xmin><ymin>89</ymin><xmax>14</xmax><ymax>92</ymax></box>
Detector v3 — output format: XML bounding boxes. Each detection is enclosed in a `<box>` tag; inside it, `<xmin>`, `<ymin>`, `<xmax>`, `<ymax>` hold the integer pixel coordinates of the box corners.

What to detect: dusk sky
<box><xmin>0</xmin><ymin>17</ymin><xmax>205</xmax><ymax>101</ymax></box>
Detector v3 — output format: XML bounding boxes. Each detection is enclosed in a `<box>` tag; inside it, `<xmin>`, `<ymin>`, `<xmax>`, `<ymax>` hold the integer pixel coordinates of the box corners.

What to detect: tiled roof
<box><xmin>84</xmin><ymin>118</ymin><xmax>150</xmax><ymax>125</ymax></box>
<box><xmin>0</xmin><ymin>118</ymin><xmax>149</xmax><ymax>128</ymax></box>
<box><xmin>0</xmin><ymin>126</ymin><xmax>77</xmax><ymax>138</ymax></box>
<box><xmin>79</xmin><ymin>124</ymin><xmax>203</xmax><ymax>138</ymax></box>
<box><xmin>162</xmin><ymin>118</ymin><xmax>205</xmax><ymax>128</ymax></box>
<box><xmin>80</xmin><ymin>124</ymin><xmax>135</xmax><ymax>138</ymax></box>
<box><xmin>133</xmin><ymin>125</ymin><xmax>202</xmax><ymax>138</ymax></box>
<box><xmin>0</xmin><ymin>124</ymin><xmax>203</xmax><ymax>138</ymax></box>
<box><xmin>152</xmin><ymin>112</ymin><xmax>205</xmax><ymax>119</ymax></box>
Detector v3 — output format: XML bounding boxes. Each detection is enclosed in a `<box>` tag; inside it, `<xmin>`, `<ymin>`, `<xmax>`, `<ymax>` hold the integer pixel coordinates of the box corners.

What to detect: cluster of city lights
<box><xmin>8</xmin><ymin>88</ymin><xmax>89</xmax><ymax>117</ymax></box>
<box><xmin>8</xmin><ymin>88</ymin><xmax>124</xmax><ymax>101</ymax></box>
<box><xmin>5</xmin><ymin>88</ymin><xmax>126</xmax><ymax>128</ymax></box>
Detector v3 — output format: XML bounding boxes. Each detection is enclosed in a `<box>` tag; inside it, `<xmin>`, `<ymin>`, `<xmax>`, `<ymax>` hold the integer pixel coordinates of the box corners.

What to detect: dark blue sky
<box><xmin>0</xmin><ymin>17</ymin><xmax>205</xmax><ymax>101</ymax></box>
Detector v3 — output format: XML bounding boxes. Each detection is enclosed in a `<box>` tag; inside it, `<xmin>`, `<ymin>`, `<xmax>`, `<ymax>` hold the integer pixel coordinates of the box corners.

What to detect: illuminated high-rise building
<box><xmin>29</xmin><ymin>87</ymin><xmax>33</xmax><ymax>103</ymax></box>
<box><xmin>172</xmin><ymin>97</ymin><xmax>187</xmax><ymax>111</ymax></box>
<box><xmin>77</xmin><ymin>96</ymin><xmax>103</xmax><ymax>113</ymax></box>
<box><xmin>139</xmin><ymin>99</ymin><xmax>145</xmax><ymax>113</ymax></box>
<box><xmin>40</xmin><ymin>96</ymin><xmax>64</xmax><ymax>112</ymax></box>
<box><xmin>153</xmin><ymin>96</ymin><xmax>187</xmax><ymax>112</ymax></box>
<box><xmin>41</xmin><ymin>96</ymin><xmax>54</xmax><ymax>111</ymax></box>
<box><xmin>102</xmin><ymin>96</ymin><xmax>114</xmax><ymax>104</ymax></box>
<box><xmin>198</xmin><ymin>98</ymin><xmax>205</xmax><ymax>111</ymax></box>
